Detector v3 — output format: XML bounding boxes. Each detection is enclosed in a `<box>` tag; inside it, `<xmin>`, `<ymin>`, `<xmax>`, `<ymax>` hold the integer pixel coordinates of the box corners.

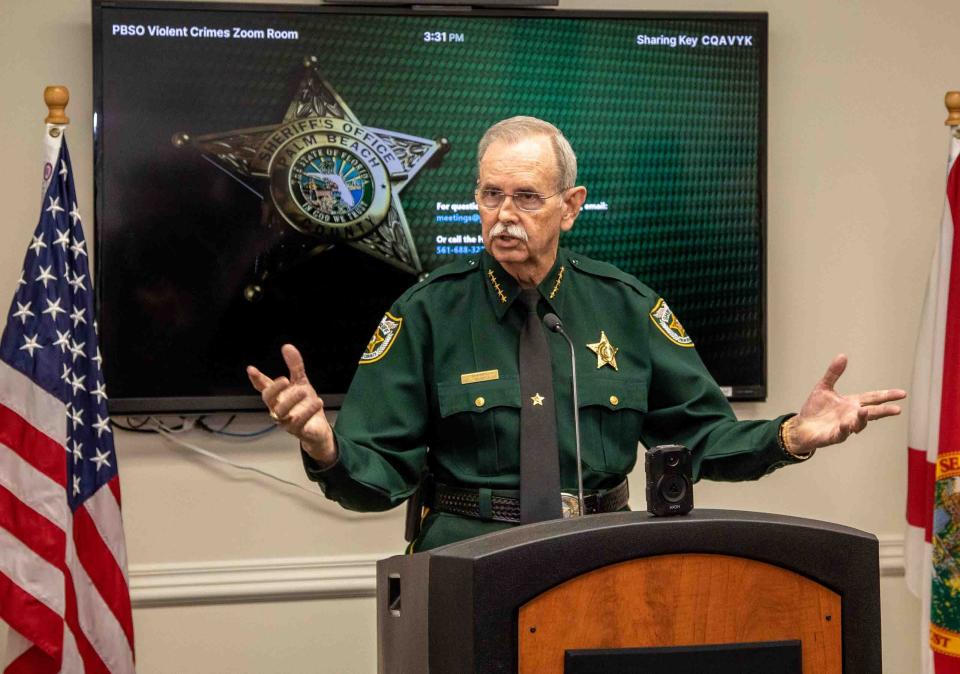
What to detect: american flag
<box><xmin>0</xmin><ymin>132</ymin><xmax>134</xmax><ymax>672</ymax></box>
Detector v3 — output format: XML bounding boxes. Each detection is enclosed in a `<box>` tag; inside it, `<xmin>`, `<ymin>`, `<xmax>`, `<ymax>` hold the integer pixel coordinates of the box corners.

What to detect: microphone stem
<box><xmin>556</xmin><ymin>327</ymin><xmax>585</xmax><ymax>515</ymax></box>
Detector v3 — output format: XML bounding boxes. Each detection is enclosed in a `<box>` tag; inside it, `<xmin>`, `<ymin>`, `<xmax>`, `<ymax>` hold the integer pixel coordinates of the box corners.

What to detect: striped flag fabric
<box><xmin>0</xmin><ymin>129</ymin><xmax>135</xmax><ymax>672</ymax></box>
<box><xmin>906</xmin><ymin>126</ymin><xmax>960</xmax><ymax>673</ymax></box>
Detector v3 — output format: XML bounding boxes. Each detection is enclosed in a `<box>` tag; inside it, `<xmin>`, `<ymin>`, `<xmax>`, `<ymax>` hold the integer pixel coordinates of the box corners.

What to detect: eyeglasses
<box><xmin>475</xmin><ymin>187</ymin><xmax>568</xmax><ymax>212</ymax></box>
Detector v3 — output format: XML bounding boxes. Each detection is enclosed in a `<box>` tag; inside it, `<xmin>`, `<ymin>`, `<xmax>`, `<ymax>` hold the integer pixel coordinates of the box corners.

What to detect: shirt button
<box><xmin>475</xmin><ymin>397</ymin><xmax>485</xmax><ymax>407</ymax></box>
<box><xmin>609</xmin><ymin>395</ymin><xmax>619</xmax><ymax>406</ymax></box>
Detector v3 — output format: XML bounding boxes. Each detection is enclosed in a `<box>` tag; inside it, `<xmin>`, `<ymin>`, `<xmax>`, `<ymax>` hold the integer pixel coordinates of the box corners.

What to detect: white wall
<box><xmin>2</xmin><ymin>0</ymin><xmax>953</xmax><ymax>670</ymax></box>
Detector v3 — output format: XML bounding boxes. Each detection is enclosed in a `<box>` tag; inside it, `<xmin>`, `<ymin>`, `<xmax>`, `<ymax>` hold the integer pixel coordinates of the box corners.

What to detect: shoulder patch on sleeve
<box><xmin>649</xmin><ymin>298</ymin><xmax>694</xmax><ymax>348</ymax></box>
<box><xmin>360</xmin><ymin>311</ymin><xmax>403</xmax><ymax>364</ymax></box>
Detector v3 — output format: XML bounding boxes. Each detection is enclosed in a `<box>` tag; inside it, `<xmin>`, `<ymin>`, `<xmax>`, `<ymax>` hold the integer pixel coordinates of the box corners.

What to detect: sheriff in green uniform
<box><xmin>247</xmin><ymin>116</ymin><xmax>906</xmax><ymax>551</ymax></box>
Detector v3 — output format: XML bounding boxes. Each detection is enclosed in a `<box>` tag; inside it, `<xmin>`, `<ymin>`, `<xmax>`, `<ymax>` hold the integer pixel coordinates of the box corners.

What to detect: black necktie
<box><xmin>518</xmin><ymin>288</ymin><xmax>562</xmax><ymax>523</ymax></box>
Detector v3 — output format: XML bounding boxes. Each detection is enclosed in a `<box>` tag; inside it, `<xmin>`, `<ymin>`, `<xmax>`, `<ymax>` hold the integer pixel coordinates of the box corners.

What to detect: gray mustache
<box><xmin>489</xmin><ymin>222</ymin><xmax>529</xmax><ymax>242</ymax></box>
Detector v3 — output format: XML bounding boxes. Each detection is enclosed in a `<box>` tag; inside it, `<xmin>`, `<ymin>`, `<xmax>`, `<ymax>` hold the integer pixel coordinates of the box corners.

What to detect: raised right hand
<box><xmin>246</xmin><ymin>343</ymin><xmax>336</xmax><ymax>467</ymax></box>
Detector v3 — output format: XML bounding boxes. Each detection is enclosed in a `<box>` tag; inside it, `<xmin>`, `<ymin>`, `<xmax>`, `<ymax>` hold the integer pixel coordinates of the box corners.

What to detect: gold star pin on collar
<box><xmin>587</xmin><ymin>331</ymin><xmax>619</xmax><ymax>370</ymax></box>
<box><xmin>531</xmin><ymin>392</ymin><xmax>545</xmax><ymax>406</ymax></box>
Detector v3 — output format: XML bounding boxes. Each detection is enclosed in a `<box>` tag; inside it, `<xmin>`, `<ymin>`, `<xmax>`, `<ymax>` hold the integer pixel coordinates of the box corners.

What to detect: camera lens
<box><xmin>659</xmin><ymin>475</ymin><xmax>687</xmax><ymax>503</ymax></box>
<box><xmin>665</xmin><ymin>453</ymin><xmax>680</xmax><ymax>468</ymax></box>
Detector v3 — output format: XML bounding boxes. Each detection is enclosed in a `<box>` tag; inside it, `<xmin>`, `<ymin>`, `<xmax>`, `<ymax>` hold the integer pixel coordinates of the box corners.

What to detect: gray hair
<box><xmin>477</xmin><ymin>116</ymin><xmax>578</xmax><ymax>191</ymax></box>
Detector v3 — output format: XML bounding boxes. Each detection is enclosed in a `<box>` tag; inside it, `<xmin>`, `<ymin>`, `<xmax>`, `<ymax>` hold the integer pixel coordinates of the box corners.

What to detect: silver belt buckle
<box><xmin>561</xmin><ymin>492</ymin><xmax>582</xmax><ymax>518</ymax></box>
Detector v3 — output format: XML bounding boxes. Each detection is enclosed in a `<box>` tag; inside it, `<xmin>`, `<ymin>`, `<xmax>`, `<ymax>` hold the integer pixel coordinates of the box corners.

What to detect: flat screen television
<box><xmin>92</xmin><ymin>1</ymin><xmax>768</xmax><ymax>413</ymax></box>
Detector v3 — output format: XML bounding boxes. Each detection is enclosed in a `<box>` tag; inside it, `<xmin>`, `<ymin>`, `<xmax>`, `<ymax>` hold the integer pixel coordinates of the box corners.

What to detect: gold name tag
<box><xmin>460</xmin><ymin>369</ymin><xmax>500</xmax><ymax>385</ymax></box>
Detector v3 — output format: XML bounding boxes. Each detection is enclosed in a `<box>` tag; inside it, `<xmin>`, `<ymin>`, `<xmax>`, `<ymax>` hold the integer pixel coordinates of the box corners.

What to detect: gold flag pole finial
<box><xmin>945</xmin><ymin>91</ymin><xmax>960</xmax><ymax>127</ymax></box>
<box><xmin>44</xmin><ymin>85</ymin><xmax>70</xmax><ymax>125</ymax></box>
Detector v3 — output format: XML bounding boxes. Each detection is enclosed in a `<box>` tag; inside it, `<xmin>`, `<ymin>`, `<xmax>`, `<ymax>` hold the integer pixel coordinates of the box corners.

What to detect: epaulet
<box><xmin>398</xmin><ymin>256</ymin><xmax>480</xmax><ymax>302</ymax></box>
<box><xmin>567</xmin><ymin>253</ymin><xmax>654</xmax><ymax>298</ymax></box>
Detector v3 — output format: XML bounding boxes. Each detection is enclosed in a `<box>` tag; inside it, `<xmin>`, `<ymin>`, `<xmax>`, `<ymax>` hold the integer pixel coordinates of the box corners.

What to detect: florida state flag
<box><xmin>906</xmin><ymin>124</ymin><xmax>960</xmax><ymax>672</ymax></box>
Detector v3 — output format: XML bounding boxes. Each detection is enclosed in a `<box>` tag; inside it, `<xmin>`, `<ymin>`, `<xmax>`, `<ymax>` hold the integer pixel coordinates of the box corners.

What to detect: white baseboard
<box><xmin>129</xmin><ymin>535</ymin><xmax>906</xmax><ymax>608</ymax></box>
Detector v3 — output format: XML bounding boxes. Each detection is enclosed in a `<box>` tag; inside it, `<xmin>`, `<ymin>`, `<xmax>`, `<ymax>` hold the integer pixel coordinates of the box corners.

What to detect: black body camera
<box><xmin>645</xmin><ymin>444</ymin><xmax>693</xmax><ymax>517</ymax></box>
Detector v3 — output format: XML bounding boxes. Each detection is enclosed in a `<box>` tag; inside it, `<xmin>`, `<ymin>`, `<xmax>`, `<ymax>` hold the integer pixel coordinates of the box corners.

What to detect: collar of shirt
<box><xmin>480</xmin><ymin>249</ymin><xmax>569</xmax><ymax>321</ymax></box>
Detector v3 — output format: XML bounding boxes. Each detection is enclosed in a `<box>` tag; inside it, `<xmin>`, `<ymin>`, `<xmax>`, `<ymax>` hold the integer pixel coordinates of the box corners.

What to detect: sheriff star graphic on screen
<box><xmin>174</xmin><ymin>55</ymin><xmax>450</xmax><ymax>276</ymax></box>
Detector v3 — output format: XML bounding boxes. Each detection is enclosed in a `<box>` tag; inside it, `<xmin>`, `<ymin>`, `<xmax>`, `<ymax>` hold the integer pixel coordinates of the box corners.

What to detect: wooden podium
<box><xmin>376</xmin><ymin>510</ymin><xmax>881</xmax><ymax>673</ymax></box>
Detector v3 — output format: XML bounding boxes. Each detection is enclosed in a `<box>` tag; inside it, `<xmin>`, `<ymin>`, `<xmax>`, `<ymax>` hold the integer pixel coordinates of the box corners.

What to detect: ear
<box><xmin>559</xmin><ymin>186</ymin><xmax>588</xmax><ymax>232</ymax></box>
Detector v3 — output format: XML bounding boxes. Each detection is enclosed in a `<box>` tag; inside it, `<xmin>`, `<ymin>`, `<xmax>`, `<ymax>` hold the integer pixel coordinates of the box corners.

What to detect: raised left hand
<box><xmin>785</xmin><ymin>354</ymin><xmax>907</xmax><ymax>455</ymax></box>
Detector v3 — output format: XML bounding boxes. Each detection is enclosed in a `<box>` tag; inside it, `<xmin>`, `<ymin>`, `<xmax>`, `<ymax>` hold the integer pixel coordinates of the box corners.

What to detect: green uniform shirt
<box><xmin>304</xmin><ymin>248</ymin><xmax>799</xmax><ymax>550</ymax></box>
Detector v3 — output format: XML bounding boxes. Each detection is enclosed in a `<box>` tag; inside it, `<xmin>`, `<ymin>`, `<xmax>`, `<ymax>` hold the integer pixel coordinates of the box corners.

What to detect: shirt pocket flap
<box><xmin>437</xmin><ymin>378</ymin><xmax>521</xmax><ymax>417</ymax></box>
<box><xmin>577</xmin><ymin>377</ymin><xmax>647</xmax><ymax>412</ymax></box>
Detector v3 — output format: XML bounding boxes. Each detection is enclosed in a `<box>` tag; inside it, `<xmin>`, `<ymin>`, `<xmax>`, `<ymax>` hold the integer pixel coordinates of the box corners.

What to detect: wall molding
<box><xmin>878</xmin><ymin>534</ymin><xmax>905</xmax><ymax>577</ymax></box>
<box><xmin>130</xmin><ymin>535</ymin><xmax>907</xmax><ymax>608</ymax></box>
<box><xmin>130</xmin><ymin>554</ymin><xmax>381</xmax><ymax>608</ymax></box>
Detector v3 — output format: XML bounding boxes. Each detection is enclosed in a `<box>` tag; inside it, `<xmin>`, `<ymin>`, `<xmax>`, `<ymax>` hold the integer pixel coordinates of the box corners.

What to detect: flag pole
<box><xmin>947</xmin><ymin>91</ymin><xmax>960</xmax><ymax>129</ymax></box>
<box><xmin>40</xmin><ymin>86</ymin><xmax>69</xmax><ymax>198</ymax></box>
<box><xmin>44</xmin><ymin>85</ymin><xmax>69</xmax><ymax>126</ymax></box>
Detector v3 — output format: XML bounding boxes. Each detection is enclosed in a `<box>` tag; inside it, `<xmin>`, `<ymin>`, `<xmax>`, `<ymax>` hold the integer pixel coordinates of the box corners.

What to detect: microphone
<box><xmin>543</xmin><ymin>312</ymin><xmax>585</xmax><ymax>517</ymax></box>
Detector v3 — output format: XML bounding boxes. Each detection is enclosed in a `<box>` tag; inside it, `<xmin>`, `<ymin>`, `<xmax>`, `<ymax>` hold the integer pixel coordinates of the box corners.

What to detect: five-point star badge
<box><xmin>587</xmin><ymin>331</ymin><xmax>619</xmax><ymax>370</ymax></box>
<box><xmin>172</xmin><ymin>56</ymin><xmax>449</xmax><ymax>276</ymax></box>
<box><xmin>531</xmin><ymin>392</ymin><xmax>545</xmax><ymax>406</ymax></box>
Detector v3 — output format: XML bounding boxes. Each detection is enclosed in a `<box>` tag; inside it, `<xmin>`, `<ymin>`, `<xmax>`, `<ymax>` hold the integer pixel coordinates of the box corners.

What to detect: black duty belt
<box><xmin>428</xmin><ymin>479</ymin><xmax>629</xmax><ymax>523</ymax></box>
